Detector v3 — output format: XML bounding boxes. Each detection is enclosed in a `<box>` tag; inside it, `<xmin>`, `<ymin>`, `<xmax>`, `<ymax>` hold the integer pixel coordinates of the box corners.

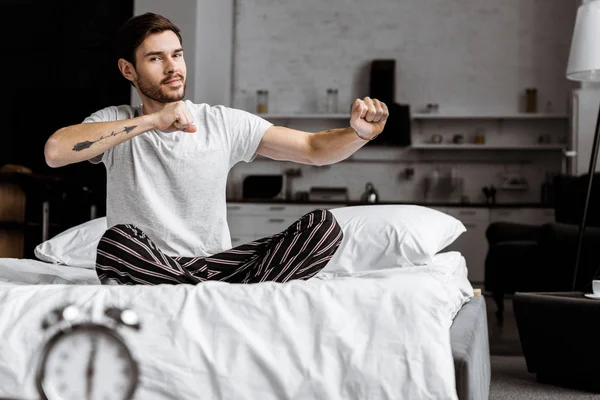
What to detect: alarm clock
<box><xmin>36</xmin><ymin>304</ymin><xmax>141</xmax><ymax>400</ymax></box>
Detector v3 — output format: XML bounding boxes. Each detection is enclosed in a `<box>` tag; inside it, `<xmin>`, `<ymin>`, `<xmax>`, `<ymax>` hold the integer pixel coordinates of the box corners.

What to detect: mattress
<box><xmin>0</xmin><ymin>253</ymin><xmax>475</xmax><ymax>400</ymax></box>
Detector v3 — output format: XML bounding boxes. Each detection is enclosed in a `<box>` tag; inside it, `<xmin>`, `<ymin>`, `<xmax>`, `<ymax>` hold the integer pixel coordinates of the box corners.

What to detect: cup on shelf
<box><xmin>425</xmin><ymin>103</ymin><xmax>439</xmax><ymax>113</ymax></box>
<box><xmin>430</xmin><ymin>134</ymin><xmax>443</xmax><ymax>144</ymax></box>
<box><xmin>474</xmin><ymin>128</ymin><xmax>486</xmax><ymax>144</ymax></box>
<box><xmin>538</xmin><ymin>134</ymin><xmax>552</xmax><ymax>144</ymax></box>
<box><xmin>593</xmin><ymin>280</ymin><xmax>600</xmax><ymax>295</ymax></box>
<box><xmin>452</xmin><ymin>134</ymin><xmax>464</xmax><ymax>144</ymax></box>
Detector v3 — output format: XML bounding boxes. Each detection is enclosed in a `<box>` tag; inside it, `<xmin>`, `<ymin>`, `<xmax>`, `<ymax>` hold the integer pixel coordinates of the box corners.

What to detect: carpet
<box><xmin>486</xmin><ymin>296</ymin><xmax>523</xmax><ymax>356</ymax></box>
<box><xmin>490</xmin><ymin>356</ymin><xmax>600</xmax><ymax>400</ymax></box>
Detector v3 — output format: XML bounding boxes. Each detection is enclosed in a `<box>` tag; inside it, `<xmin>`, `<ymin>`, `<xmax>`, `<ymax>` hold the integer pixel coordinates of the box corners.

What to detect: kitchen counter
<box><xmin>226</xmin><ymin>199</ymin><xmax>553</xmax><ymax>208</ymax></box>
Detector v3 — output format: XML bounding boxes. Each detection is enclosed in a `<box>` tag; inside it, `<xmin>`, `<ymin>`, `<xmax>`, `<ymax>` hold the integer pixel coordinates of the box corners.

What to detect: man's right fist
<box><xmin>152</xmin><ymin>101</ymin><xmax>197</xmax><ymax>133</ymax></box>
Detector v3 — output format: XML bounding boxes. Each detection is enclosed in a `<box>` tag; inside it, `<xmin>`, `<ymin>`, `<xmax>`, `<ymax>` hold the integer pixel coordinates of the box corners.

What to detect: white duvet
<box><xmin>0</xmin><ymin>253</ymin><xmax>471</xmax><ymax>400</ymax></box>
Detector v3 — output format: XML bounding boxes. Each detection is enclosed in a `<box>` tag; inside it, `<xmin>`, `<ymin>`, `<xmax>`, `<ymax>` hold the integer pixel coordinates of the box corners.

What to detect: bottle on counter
<box><xmin>360</xmin><ymin>182</ymin><xmax>379</xmax><ymax>204</ymax></box>
<box><xmin>541</xmin><ymin>173</ymin><xmax>555</xmax><ymax>205</ymax></box>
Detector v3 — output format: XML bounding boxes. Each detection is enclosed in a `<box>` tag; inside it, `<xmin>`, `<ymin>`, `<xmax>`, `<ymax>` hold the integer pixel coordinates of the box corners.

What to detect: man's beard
<box><xmin>136</xmin><ymin>74</ymin><xmax>186</xmax><ymax>103</ymax></box>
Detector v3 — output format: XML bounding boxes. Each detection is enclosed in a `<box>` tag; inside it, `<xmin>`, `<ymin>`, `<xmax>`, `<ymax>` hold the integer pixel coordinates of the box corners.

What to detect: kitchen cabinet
<box><xmin>227</xmin><ymin>203</ymin><xmax>335</xmax><ymax>242</ymax></box>
<box><xmin>444</xmin><ymin>221</ymin><xmax>489</xmax><ymax>283</ymax></box>
<box><xmin>443</xmin><ymin>208</ymin><xmax>490</xmax><ymax>283</ymax></box>
<box><xmin>230</xmin><ymin>234</ymin><xmax>261</xmax><ymax>248</ymax></box>
<box><xmin>489</xmin><ymin>208</ymin><xmax>555</xmax><ymax>225</ymax></box>
<box><xmin>444</xmin><ymin>207</ymin><xmax>490</xmax><ymax>221</ymax></box>
<box><xmin>226</xmin><ymin>202</ymin><xmax>554</xmax><ymax>285</ymax></box>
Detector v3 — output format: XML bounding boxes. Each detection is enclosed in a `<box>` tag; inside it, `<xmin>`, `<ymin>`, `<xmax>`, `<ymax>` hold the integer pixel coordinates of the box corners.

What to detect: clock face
<box><xmin>38</xmin><ymin>325</ymin><xmax>138</xmax><ymax>400</ymax></box>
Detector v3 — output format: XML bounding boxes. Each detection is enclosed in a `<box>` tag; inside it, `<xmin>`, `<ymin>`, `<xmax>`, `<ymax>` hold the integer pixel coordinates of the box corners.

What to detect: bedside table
<box><xmin>513</xmin><ymin>291</ymin><xmax>600</xmax><ymax>393</ymax></box>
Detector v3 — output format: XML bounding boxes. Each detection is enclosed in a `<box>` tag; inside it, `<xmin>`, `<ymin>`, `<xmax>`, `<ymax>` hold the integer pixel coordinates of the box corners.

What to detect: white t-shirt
<box><xmin>84</xmin><ymin>100</ymin><xmax>272</xmax><ymax>257</ymax></box>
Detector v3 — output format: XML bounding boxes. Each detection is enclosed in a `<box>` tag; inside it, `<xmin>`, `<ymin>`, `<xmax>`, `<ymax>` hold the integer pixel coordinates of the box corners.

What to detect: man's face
<box><xmin>132</xmin><ymin>30</ymin><xmax>187</xmax><ymax>103</ymax></box>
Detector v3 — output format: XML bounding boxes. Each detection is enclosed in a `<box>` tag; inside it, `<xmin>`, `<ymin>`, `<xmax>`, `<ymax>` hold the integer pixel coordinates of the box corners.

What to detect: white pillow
<box><xmin>323</xmin><ymin>205</ymin><xmax>466</xmax><ymax>273</ymax></box>
<box><xmin>33</xmin><ymin>205</ymin><xmax>465</xmax><ymax>273</ymax></box>
<box><xmin>34</xmin><ymin>217</ymin><xmax>108</xmax><ymax>269</ymax></box>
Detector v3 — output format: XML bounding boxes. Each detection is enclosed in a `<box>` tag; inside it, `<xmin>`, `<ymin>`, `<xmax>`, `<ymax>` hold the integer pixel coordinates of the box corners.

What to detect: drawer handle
<box><xmin>269</xmin><ymin>206</ymin><xmax>286</xmax><ymax>211</ymax></box>
<box><xmin>231</xmin><ymin>237</ymin><xmax>240</xmax><ymax>241</ymax></box>
<box><xmin>268</xmin><ymin>218</ymin><xmax>286</xmax><ymax>223</ymax></box>
<box><xmin>228</xmin><ymin>206</ymin><xmax>241</xmax><ymax>211</ymax></box>
<box><xmin>498</xmin><ymin>211</ymin><xmax>511</xmax><ymax>216</ymax></box>
<box><xmin>459</xmin><ymin>210</ymin><xmax>476</xmax><ymax>216</ymax></box>
<box><xmin>464</xmin><ymin>223</ymin><xmax>478</xmax><ymax>229</ymax></box>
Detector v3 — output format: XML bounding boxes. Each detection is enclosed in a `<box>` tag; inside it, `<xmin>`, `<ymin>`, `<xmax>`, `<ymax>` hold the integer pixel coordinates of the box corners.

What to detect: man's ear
<box><xmin>118</xmin><ymin>58</ymin><xmax>136</xmax><ymax>83</ymax></box>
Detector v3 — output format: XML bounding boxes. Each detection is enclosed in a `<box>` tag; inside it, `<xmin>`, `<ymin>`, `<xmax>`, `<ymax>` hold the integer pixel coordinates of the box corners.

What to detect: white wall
<box><xmin>131</xmin><ymin>0</ymin><xmax>234</xmax><ymax>106</ymax></box>
<box><xmin>233</xmin><ymin>0</ymin><xmax>577</xmax><ymax>115</ymax></box>
<box><xmin>194</xmin><ymin>0</ymin><xmax>234</xmax><ymax>105</ymax></box>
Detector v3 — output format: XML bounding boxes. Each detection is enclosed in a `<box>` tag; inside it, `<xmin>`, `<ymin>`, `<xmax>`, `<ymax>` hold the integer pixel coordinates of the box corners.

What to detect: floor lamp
<box><xmin>566</xmin><ymin>0</ymin><xmax>600</xmax><ymax>291</ymax></box>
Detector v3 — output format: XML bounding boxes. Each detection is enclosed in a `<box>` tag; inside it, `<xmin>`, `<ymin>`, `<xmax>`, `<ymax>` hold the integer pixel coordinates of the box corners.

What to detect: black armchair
<box><xmin>484</xmin><ymin>173</ymin><xmax>600</xmax><ymax>322</ymax></box>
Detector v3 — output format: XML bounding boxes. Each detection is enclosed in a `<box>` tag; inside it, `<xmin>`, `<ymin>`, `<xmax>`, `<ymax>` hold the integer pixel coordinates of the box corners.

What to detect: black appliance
<box><xmin>242</xmin><ymin>175</ymin><xmax>283</xmax><ymax>200</ymax></box>
<box><xmin>367</xmin><ymin>103</ymin><xmax>411</xmax><ymax>147</ymax></box>
<box><xmin>369</xmin><ymin>59</ymin><xmax>395</xmax><ymax>104</ymax></box>
<box><xmin>368</xmin><ymin>59</ymin><xmax>411</xmax><ymax>147</ymax></box>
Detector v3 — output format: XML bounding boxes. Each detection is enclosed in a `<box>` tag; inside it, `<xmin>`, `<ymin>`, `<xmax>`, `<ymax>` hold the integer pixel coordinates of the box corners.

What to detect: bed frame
<box><xmin>450</xmin><ymin>291</ymin><xmax>490</xmax><ymax>400</ymax></box>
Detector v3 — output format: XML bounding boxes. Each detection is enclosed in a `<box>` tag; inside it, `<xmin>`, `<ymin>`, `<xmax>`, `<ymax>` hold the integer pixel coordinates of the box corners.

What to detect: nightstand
<box><xmin>0</xmin><ymin>173</ymin><xmax>26</xmax><ymax>258</ymax></box>
<box><xmin>513</xmin><ymin>291</ymin><xmax>600</xmax><ymax>393</ymax></box>
<box><xmin>0</xmin><ymin>168</ymin><xmax>67</xmax><ymax>258</ymax></box>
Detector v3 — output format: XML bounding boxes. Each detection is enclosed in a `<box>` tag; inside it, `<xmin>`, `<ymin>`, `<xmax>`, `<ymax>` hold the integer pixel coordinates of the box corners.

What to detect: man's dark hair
<box><xmin>114</xmin><ymin>13</ymin><xmax>182</xmax><ymax>67</ymax></box>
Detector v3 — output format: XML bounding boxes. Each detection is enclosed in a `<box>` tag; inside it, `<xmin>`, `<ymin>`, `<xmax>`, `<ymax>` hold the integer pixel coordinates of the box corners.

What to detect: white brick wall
<box><xmin>227</xmin><ymin>0</ymin><xmax>578</xmax><ymax>203</ymax></box>
<box><xmin>232</xmin><ymin>0</ymin><xmax>577</xmax><ymax>115</ymax></box>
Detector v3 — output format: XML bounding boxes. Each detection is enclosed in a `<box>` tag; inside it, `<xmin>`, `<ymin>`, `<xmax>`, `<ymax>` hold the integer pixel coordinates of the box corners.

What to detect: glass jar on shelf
<box><xmin>326</xmin><ymin>88</ymin><xmax>338</xmax><ymax>113</ymax></box>
<box><xmin>256</xmin><ymin>90</ymin><xmax>269</xmax><ymax>114</ymax></box>
<box><xmin>525</xmin><ymin>88</ymin><xmax>538</xmax><ymax>113</ymax></box>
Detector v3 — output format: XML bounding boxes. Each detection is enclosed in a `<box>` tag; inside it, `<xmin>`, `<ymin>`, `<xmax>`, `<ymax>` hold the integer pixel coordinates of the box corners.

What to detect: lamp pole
<box><xmin>574</xmin><ymin>104</ymin><xmax>600</xmax><ymax>290</ymax></box>
<box><xmin>567</xmin><ymin>0</ymin><xmax>600</xmax><ymax>290</ymax></box>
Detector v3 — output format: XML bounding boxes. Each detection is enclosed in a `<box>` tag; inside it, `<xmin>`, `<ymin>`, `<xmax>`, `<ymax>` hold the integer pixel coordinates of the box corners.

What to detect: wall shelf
<box><xmin>411</xmin><ymin>144</ymin><xmax>566</xmax><ymax>150</ymax></box>
<box><xmin>257</xmin><ymin>113</ymin><xmax>350</xmax><ymax>119</ymax></box>
<box><xmin>412</xmin><ymin>112</ymin><xmax>570</xmax><ymax>120</ymax></box>
<box><xmin>256</xmin><ymin>112</ymin><xmax>570</xmax><ymax>120</ymax></box>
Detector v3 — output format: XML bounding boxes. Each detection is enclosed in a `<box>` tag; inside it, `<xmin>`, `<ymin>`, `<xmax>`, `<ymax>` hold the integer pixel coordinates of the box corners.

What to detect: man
<box><xmin>44</xmin><ymin>13</ymin><xmax>389</xmax><ymax>286</ymax></box>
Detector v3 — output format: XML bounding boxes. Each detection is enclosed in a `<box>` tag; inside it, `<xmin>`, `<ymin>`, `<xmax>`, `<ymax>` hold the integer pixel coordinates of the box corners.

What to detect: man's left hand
<box><xmin>350</xmin><ymin>97</ymin><xmax>389</xmax><ymax>140</ymax></box>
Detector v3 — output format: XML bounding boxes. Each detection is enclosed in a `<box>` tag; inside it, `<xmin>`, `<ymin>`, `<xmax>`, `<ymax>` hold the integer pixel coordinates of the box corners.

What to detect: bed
<box><xmin>0</xmin><ymin>205</ymin><xmax>491</xmax><ymax>399</ymax></box>
<box><xmin>0</xmin><ymin>251</ymin><xmax>489</xmax><ymax>400</ymax></box>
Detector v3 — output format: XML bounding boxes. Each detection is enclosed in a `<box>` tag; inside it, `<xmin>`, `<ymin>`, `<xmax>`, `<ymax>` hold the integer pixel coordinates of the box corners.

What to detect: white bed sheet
<box><xmin>0</xmin><ymin>258</ymin><xmax>99</xmax><ymax>285</ymax></box>
<box><xmin>0</xmin><ymin>253</ymin><xmax>471</xmax><ymax>400</ymax></box>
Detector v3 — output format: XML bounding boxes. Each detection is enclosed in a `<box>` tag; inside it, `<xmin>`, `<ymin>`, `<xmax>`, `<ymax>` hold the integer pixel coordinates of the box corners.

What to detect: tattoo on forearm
<box><xmin>72</xmin><ymin>125</ymin><xmax>137</xmax><ymax>152</ymax></box>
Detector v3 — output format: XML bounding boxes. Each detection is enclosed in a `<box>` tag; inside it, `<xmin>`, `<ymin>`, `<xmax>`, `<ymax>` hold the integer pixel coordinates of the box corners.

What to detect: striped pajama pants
<box><xmin>95</xmin><ymin>209</ymin><xmax>343</xmax><ymax>285</ymax></box>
